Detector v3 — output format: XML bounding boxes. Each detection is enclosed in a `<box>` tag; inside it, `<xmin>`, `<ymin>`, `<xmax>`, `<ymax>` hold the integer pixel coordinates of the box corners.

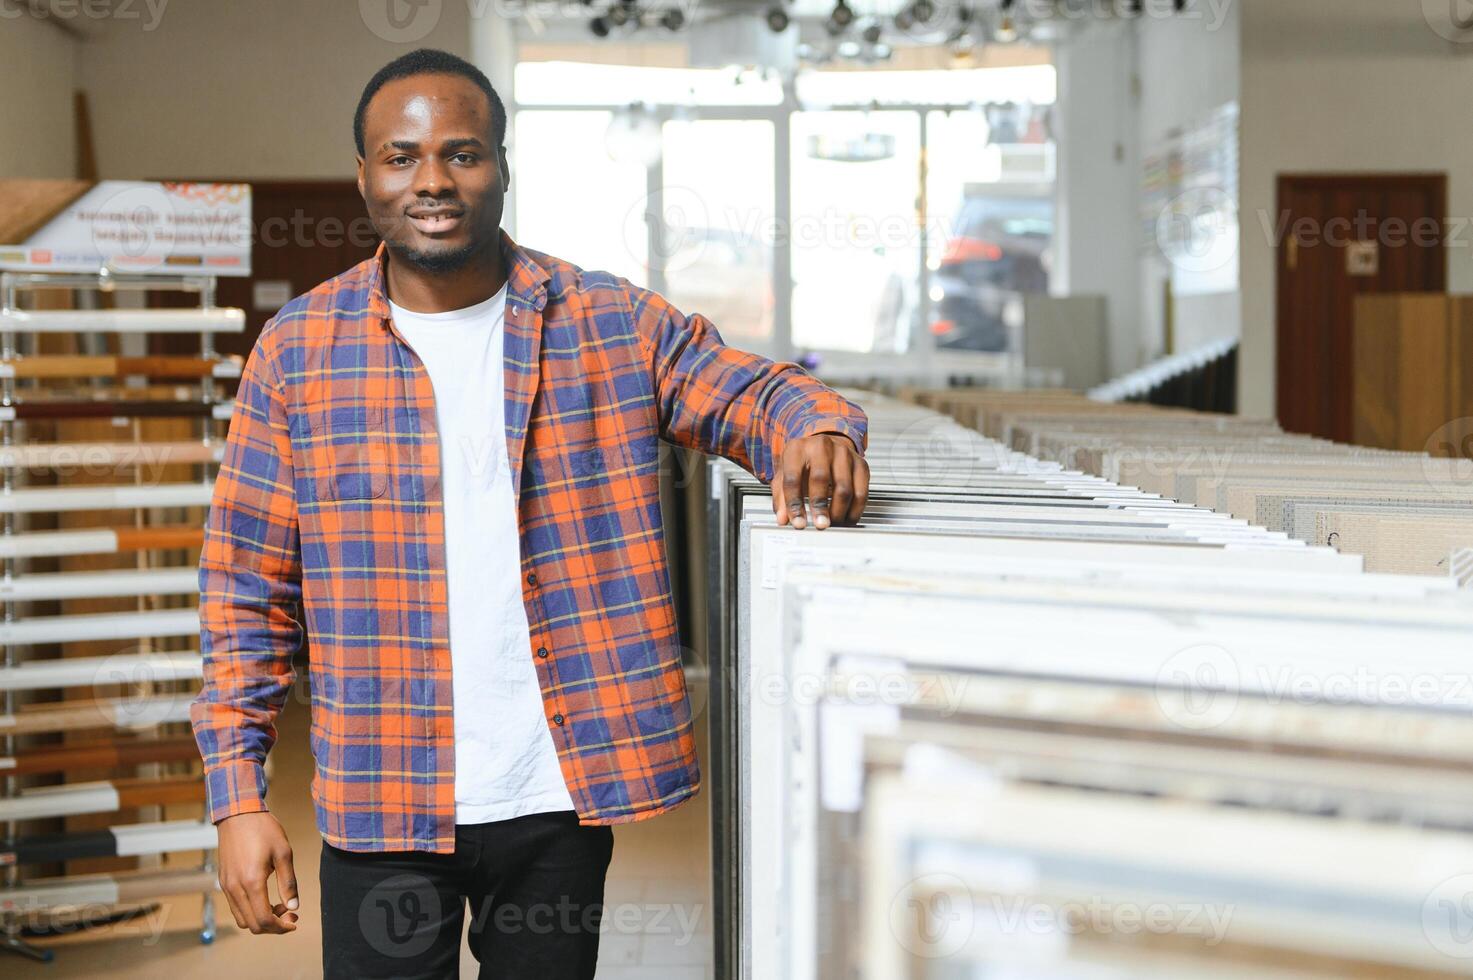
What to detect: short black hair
<box><xmin>354</xmin><ymin>48</ymin><xmax>506</xmax><ymax>157</ymax></box>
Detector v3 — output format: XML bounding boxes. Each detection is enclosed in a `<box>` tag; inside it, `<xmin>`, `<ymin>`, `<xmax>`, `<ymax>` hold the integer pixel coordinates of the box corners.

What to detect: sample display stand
<box><xmin>0</xmin><ymin>269</ymin><xmax>244</xmax><ymax>959</ymax></box>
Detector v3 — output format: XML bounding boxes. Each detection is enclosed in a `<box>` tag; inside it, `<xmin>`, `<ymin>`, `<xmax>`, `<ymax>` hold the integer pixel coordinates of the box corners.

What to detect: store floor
<box><xmin>12</xmin><ymin>676</ymin><xmax>715</xmax><ymax>979</ymax></box>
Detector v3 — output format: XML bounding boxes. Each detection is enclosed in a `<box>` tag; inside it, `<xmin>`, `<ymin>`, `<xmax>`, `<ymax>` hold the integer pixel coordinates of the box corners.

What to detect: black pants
<box><xmin>319</xmin><ymin>810</ymin><xmax>614</xmax><ymax>979</ymax></box>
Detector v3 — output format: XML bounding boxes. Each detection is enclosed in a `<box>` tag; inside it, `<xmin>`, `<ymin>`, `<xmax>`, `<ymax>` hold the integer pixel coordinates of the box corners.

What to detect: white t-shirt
<box><xmin>388</xmin><ymin>282</ymin><xmax>577</xmax><ymax>824</ymax></box>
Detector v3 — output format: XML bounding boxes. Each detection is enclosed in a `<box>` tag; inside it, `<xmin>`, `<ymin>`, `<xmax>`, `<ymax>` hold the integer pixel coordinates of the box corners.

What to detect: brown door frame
<box><xmin>1274</xmin><ymin>172</ymin><xmax>1447</xmax><ymax>439</ymax></box>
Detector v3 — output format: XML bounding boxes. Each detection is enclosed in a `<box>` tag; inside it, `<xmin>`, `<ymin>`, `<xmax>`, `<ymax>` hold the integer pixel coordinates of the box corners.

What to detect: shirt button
<box><xmin>526</xmin><ymin>571</ymin><xmax>537</xmax><ymax>587</ymax></box>
<box><xmin>552</xmin><ymin>713</ymin><xmax>564</xmax><ymax>726</ymax></box>
<box><xmin>537</xmin><ymin>647</ymin><xmax>549</xmax><ymax>659</ymax></box>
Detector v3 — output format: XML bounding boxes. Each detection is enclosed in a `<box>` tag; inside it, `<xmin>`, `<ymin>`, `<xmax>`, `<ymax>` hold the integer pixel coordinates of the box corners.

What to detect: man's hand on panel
<box><xmin>770</xmin><ymin>433</ymin><xmax>870</xmax><ymax>530</ymax></box>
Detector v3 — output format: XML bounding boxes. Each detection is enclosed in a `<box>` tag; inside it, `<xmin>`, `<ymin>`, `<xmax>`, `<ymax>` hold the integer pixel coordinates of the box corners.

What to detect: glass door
<box><xmin>513</xmin><ymin>110</ymin><xmax>650</xmax><ymax>285</ymax></box>
<box><xmin>659</xmin><ymin>119</ymin><xmax>777</xmax><ymax>347</ymax></box>
<box><xmin>789</xmin><ymin>110</ymin><xmax>922</xmax><ymax>355</ymax></box>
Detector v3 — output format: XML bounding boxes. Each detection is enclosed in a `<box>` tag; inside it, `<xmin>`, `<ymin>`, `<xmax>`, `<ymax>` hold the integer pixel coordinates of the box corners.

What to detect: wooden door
<box><xmin>1275</xmin><ymin>174</ymin><xmax>1446</xmax><ymax>443</ymax></box>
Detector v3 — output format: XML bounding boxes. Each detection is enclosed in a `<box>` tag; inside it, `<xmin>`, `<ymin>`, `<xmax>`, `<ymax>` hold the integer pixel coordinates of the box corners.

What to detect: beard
<box><xmin>393</xmin><ymin>237</ymin><xmax>481</xmax><ymax>274</ymax></box>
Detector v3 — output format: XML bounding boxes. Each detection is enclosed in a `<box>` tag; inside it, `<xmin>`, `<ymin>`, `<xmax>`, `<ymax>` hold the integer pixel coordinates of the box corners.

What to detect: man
<box><xmin>191</xmin><ymin>48</ymin><xmax>869</xmax><ymax>979</ymax></box>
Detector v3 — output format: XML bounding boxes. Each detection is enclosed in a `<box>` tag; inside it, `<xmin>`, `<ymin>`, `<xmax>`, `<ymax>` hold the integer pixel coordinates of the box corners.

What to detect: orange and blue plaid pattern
<box><xmin>191</xmin><ymin>229</ymin><xmax>868</xmax><ymax>852</ymax></box>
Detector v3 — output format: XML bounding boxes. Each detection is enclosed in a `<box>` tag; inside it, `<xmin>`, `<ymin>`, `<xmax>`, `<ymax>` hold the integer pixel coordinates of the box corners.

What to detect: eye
<box><xmin>387</xmin><ymin>155</ymin><xmax>413</xmax><ymax>166</ymax></box>
<box><xmin>451</xmin><ymin>153</ymin><xmax>477</xmax><ymax>164</ymax></box>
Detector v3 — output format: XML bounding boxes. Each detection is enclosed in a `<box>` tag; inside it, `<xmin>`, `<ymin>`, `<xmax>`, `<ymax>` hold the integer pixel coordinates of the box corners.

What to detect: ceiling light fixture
<box><xmin>826</xmin><ymin>0</ymin><xmax>855</xmax><ymax>35</ymax></box>
<box><xmin>995</xmin><ymin>0</ymin><xmax>1017</xmax><ymax>42</ymax></box>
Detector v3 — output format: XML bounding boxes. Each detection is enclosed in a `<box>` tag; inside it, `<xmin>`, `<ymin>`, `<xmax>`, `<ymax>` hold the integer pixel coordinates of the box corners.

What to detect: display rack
<box><xmin>706</xmin><ymin>390</ymin><xmax>1473</xmax><ymax>979</ymax></box>
<box><xmin>0</xmin><ymin>269</ymin><xmax>243</xmax><ymax>960</ymax></box>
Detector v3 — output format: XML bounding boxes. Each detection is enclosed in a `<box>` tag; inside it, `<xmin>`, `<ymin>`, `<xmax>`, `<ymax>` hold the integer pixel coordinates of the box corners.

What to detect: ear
<box><xmin>498</xmin><ymin>145</ymin><xmax>511</xmax><ymax>193</ymax></box>
<box><xmin>355</xmin><ymin>156</ymin><xmax>366</xmax><ymax>199</ymax></box>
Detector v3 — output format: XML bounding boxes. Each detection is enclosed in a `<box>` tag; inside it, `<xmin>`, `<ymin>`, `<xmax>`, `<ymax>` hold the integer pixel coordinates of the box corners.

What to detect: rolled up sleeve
<box><xmin>626</xmin><ymin>282</ymin><xmax>868</xmax><ymax>481</ymax></box>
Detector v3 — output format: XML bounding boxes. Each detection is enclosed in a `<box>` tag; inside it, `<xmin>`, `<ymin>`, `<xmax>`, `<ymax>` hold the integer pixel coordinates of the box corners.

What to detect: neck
<box><xmin>383</xmin><ymin>236</ymin><xmax>507</xmax><ymax>314</ymax></box>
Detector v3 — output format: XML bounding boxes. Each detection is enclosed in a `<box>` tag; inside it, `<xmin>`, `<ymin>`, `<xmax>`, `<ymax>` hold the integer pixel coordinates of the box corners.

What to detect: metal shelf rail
<box><xmin>0</xmin><ymin>269</ymin><xmax>244</xmax><ymax>959</ymax></box>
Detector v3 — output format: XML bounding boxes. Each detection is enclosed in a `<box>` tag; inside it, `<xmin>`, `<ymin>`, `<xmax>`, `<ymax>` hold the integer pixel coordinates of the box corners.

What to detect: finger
<box><xmin>770</xmin><ymin>472</ymin><xmax>788</xmax><ymax>526</ymax></box>
<box><xmin>230</xmin><ymin>884</ymin><xmax>258</xmax><ymax>932</ymax></box>
<box><xmin>243</xmin><ymin>873</ymin><xmax>285</xmax><ymax>934</ymax></box>
<box><xmin>829</xmin><ymin>449</ymin><xmax>856</xmax><ymax>526</ymax></box>
<box><xmin>274</xmin><ymin>846</ymin><xmax>300</xmax><ymax>915</ymax></box>
<box><xmin>222</xmin><ymin>882</ymin><xmax>250</xmax><ymax>931</ymax></box>
<box><xmin>842</xmin><ymin>446</ymin><xmax>869</xmax><ymax>524</ymax></box>
<box><xmin>851</xmin><ymin>454</ymin><xmax>870</xmax><ymax>523</ymax></box>
<box><xmin>783</xmin><ymin>453</ymin><xmax>807</xmax><ymax>529</ymax></box>
<box><xmin>806</xmin><ymin>442</ymin><xmax>835</xmax><ymax>530</ymax></box>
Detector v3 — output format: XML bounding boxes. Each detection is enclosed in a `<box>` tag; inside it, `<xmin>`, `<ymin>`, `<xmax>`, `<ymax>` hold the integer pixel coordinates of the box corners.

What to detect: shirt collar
<box><xmin>366</xmin><ymin>227</ymin><xmax>550</xmax><ymax>323</ymax></box>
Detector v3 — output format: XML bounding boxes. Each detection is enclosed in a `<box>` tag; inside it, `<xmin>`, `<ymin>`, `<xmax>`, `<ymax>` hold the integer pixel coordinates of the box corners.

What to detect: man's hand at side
<box><xmin>217</xmin><ymin>811</ymin><xmax>299</xmax><ymax>934</ymax></box>
<box><xmin>770</xmin><ymin>432</ymin><xmax>870</xmax><ymax>530</ymax></box>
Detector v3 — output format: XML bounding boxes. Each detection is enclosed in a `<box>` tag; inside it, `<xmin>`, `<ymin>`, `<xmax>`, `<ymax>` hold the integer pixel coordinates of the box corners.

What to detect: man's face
<box><xmin>356</xmin><ymin>72</ymin><xmax>509</xmax><ymax>273</ymax></box>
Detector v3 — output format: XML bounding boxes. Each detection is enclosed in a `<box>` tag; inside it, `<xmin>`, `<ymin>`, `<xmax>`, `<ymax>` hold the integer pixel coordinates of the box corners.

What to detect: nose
<box><xmin>414</xmin><ymin>156</ymin><xmax>456</xmax><ymax>198</ymax></box>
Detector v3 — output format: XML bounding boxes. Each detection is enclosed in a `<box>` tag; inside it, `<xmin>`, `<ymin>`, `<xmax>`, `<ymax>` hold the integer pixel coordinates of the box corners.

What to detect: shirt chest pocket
<box><xmin>301</xmin><ymin>403</ymin><xmax>389</xmax><ymax>502</ymax></box>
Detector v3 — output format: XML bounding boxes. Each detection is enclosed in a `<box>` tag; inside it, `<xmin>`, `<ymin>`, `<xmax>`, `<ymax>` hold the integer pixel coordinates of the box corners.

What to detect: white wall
<box><xmin>1239</xmin><ymin>0</ymin><xmax>1473</xmax><ymax>419</ymax></box>
<box><xmin>469</xmin><ymin>13</ymin><xmax>519</xmax><ymax>236</ymax></box>
<box><xmin>0</xmin><ymin>16</ymin><xmax>78</xmax><ymax>178</ymax></box>
<box><xmin>77</xmin><ymin>0</ymin><xmax>473</xmax><ymax>180</ymax></box>
<box><xmin>1054</xmin><ymin>0</ymin><xmax>1240</xmax><ymax>380</ymax></box>
<box><xmin>1054</xmin><ymin>22</ymin><xmax>1141</xmax><ymax>378</ymax></box>
<box><xmin>1135</xmin><ymin>0</ymin><xmax>1240</xmax><ymax>359</ymax></box>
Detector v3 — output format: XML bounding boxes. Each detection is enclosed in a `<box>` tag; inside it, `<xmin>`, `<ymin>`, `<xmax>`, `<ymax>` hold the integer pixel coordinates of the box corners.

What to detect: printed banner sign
<box><xmin>0</xmin><ymin>181</ymin><xmax>252</xmax><ymax>277</ymax></box>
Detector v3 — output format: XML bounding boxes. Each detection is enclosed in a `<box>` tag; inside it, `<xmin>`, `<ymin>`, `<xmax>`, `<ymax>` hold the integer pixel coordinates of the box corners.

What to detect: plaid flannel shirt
<box><xmin>191</xmin><ymin>229</ymin><xmax>869</xmax><ymax>852</ymax></box>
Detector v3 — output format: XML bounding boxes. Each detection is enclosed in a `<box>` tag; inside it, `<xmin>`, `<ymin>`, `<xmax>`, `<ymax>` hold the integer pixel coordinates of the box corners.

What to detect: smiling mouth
<box><xmin>406</xmin><ymin>209</ymin><xmax>465</xmax><ymax>234</ymax></box>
